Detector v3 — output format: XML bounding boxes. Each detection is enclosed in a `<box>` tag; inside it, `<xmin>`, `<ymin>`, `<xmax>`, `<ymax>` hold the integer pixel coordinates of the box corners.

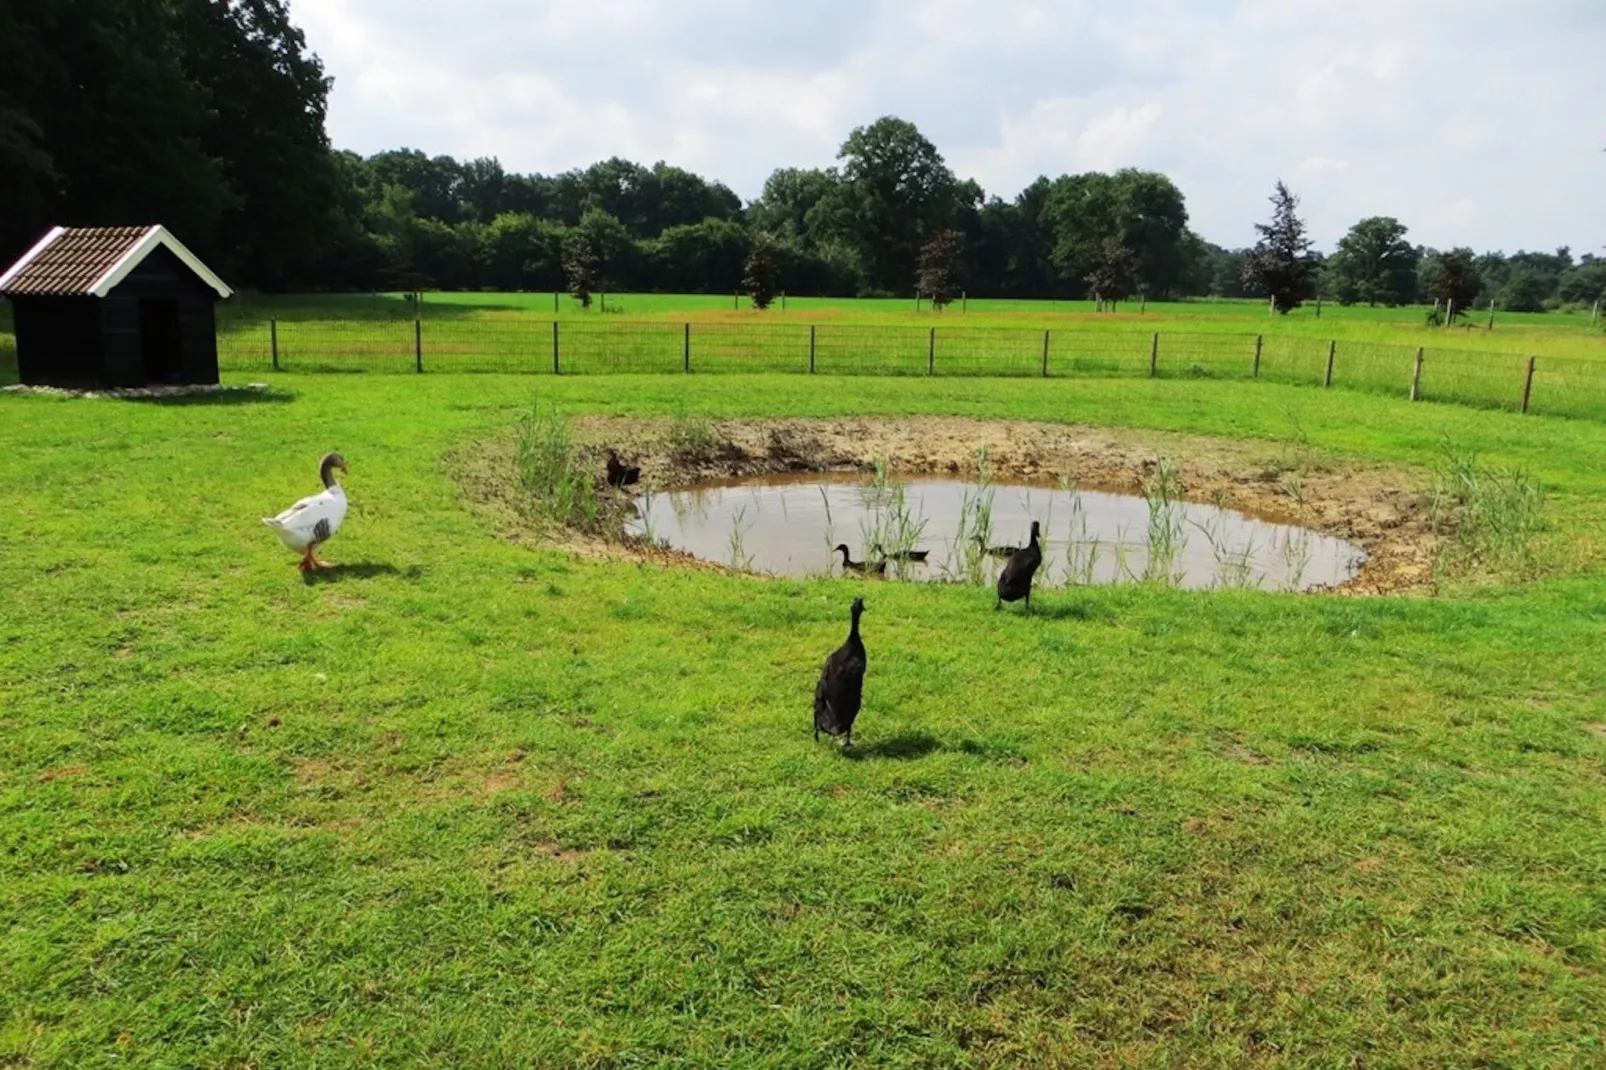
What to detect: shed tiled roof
<box><xmin>0</xmin><ymin>225</ymin><xmax>232</xmax><ymax>299</ymax></box>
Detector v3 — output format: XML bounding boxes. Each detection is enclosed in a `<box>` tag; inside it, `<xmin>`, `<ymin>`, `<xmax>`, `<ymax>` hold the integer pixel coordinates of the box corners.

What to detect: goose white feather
<box><xmin>264</xmin><ymin>453</ymin><xmax>348</xmax><ymax>570</ymax></box>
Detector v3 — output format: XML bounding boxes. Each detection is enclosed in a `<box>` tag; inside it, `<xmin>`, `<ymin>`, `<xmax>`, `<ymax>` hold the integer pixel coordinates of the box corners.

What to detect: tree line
<box><xmin>2</xmin><ymin>1</ymin><xmax>1600</xmax><ymax>314</ymax></box>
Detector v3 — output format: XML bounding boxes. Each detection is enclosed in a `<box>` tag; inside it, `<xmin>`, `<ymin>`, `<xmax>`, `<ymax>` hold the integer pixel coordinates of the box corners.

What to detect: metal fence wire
<box><xmin>215</xmin><ymin>318</ymin><xmax>1606</xmax><ymax>421</ymax></box>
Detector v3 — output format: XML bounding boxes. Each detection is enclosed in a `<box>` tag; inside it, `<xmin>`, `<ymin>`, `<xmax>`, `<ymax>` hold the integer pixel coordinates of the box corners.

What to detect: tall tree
<box><xmin>915</xmin><ymin>229</ymin><xmax>963</xmax><ymax>310</ymax></box>
<box><xmin>1324</xmin><ymin>216</ymin><xmax>1418</xmax><ymax>306</ymax></box>
<box><xmin>1243</xmin><ymin>181</ymin><xmax>1317</xmax><ymax>312</ymax></box>
<box><xmin>743</xmin><ymin>236</ymin><xmax>780</xmax><ymax>310</ymax></box>
<box><xmin>836</xmin><ymin>117</ymin><xmax>958</xmax><ymax>293</ymax></box>
<box><xmin>563</xmin><ymin>236</ymin><xmax>599</xmax><ymax>308</ymax></box>
<box><xmin>1423</xmin><ymin>248</ymin><xmax>1482</xmax><ymax>320</ymax></box>
<box><xmin>1084</xmin><ymin>238</ymin><xmax>1139</xmax><ymax>307</ymax></box>
<box><xmin>173</xmin><ymin>0</ymin><xmax>337</xmax><ymax>288</ymax></box>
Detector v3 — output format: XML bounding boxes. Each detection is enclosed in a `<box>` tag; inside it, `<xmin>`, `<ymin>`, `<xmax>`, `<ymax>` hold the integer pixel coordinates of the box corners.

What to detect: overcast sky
<box><xmin>297</xmin><ymin>0</ymin><xmax>1604</xmax><ymax>254</ymax></box>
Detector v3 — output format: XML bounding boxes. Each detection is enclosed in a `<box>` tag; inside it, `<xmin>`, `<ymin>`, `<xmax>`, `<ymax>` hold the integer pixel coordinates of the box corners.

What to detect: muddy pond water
<box><xmin>627</xmin><ymin>473</ymin><xmax>1366</xmax><ymax>592</ymax></box>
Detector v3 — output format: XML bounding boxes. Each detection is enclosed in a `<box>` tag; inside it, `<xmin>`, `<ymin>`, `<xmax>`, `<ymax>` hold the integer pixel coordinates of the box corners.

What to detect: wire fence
<box><xmin>215</xmin><ymin>318</ymin><xmax>1606</xmax><ymax>420</ymax></box>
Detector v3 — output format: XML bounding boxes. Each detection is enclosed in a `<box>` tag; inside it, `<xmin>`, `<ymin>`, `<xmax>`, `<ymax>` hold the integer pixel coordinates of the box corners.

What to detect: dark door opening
<box><xmin>138</xmin><ymin>299</ymin><xmax>183</xmax><ymax>383</ymax></box>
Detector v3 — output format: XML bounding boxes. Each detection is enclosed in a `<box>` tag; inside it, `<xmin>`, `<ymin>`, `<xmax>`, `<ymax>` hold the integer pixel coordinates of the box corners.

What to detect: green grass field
<box><xmin>187</xmin><ymin>292</ymin><xmax>1606</xmax><ymax>422</ymax></box>
<box><xmin>2</xmin><ymin>369</ymin><xmax>1604</xmax><ymax>1066</ymax></box>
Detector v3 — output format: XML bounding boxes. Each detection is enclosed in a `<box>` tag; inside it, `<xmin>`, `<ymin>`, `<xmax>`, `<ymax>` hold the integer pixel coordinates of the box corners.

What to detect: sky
<box><xmin>296</xmin><ymin>0</ymin><xmax>1605</xmax><ymax>254</ymax></box>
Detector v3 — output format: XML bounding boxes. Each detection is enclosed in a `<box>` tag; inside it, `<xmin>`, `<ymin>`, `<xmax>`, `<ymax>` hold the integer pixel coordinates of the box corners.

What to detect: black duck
<box><xmin>814</xmin><ymin>597</ymin><xmax>867</xmax><ymax>748</ymax></box>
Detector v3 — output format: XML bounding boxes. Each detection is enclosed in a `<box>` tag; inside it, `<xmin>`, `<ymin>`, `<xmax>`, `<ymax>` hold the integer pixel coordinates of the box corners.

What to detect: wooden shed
<box><xmin>0</xmin><ymin>225</ymin><xmax>233</xmax><ymax>388</ymax></box>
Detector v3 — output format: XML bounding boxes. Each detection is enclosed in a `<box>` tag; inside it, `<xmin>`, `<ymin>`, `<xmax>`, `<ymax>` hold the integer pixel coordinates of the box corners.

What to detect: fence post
<box><xmin>962</xmin><ymin>290</ymin><xmax>967</xmax><ymax>313</ymax></box>
<box><xmin>1149</xmin><ymin>332</ymin><xmax>1159</xmax><ymax>378</ymax></box>
<box><xmin>270</xmin><ymin>318</ymin><xmax>279</xmax><ymax>371</ymax></box>
<box><xmin>1252</xmin><ymin>334</ymin><xmax>1262</xmax><ymax>378</ymax></box>
<box><xmin>1593</xmin><ymin>298</ymin><xmax>1600</xmax><ymax>325</ymax></box>
<box><xmin>552</xmin><ymin>321</ymin><xmax>559</xmax><ymax>375</ymax></box>
<box><xmin>414</xmin><ymin>319</ymin><xmax>422</xmax><ymax>373</ymax></box>
<box><xmin>553</xmin><ymin>292</ymin><xmax>559</xmax><ymax>315</ymax></box>
<box><xmin>781</xmin><ymin>291</ymin><xmax>787</xmax><ymax>313</ymax></box>
<box><xmin>734</xmin><ymin>292</ymin><xmax>739</xmax><ymax>311</ymax></box>
<box><xmin>1041</xmin><ymin>329</ymin><xmax>1050</xmax><ymax>378</ymax></box>
<box><xmin>1323</xmin><ymin>340</ymin><xmax>1335</xmax><ymax>387</ymax></box>
<box><xmin>1140</xmin><ymin>293</ymin><xmax>1147</xmax><ymax>314</ymax></box>
<box><xmin>1487</xmin><ymin>300</ymin><xmax>1496</xmax><ymax>330</ymax></box>
<box><xmin>927</xmin><ymin>327</ymin><xmax>935</xmax><ymax>376</ymax></box>
<box><xmin>1445</xmin><ymin>298</ymin><xmax>1454</xmax><ymax>326</ymax></box>
<box><xmin>1315</xmin><ymin>293</ymin><xmax>1322</xmax><ymax>319</ymax></box>
<box><xmin>1521</xmin><ymin>356</ymin><xmax>1536</xmax><ymax>413</ymax></box>
<box><xmin>1410</xmin><ymin>347</ymin><xmax>1424</xmax><ymax>401</ymax></box>
<box><xmin>809</xmin><ymin>325</ymin><xmax>816</xmax><ymax>374</ymax></box>
<box><xmin>684</xmin><ymin>322</ymin><xmax>691</xmax><ymax>373</ymax></box>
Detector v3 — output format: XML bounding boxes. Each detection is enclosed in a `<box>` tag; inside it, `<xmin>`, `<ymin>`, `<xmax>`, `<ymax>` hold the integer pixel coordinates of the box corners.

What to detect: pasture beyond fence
<box><xmin>213</xmin><ymin>318</ymin><xmax>1606</xmax><ymax>420</ymax></box>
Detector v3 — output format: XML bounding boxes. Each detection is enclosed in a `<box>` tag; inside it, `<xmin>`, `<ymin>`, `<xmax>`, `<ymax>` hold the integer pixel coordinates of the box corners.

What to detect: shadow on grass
<box><xmin>843</xmin><ymin>730</ymin><xmax>943</xmax><ymax>761</ymax></box>
<box><xmin>122</xmin><ymin>387</ymin><xmax>297</xmax><ymax>406</ymax></box>
<box><xmin>1000</xmin><ymin>599</ymin><xmax>1103</xmax><ymax>621</ymax></box>
<box><xmin>301</xmin><ymin>562</ymin><xmax>423</xmax><ymax>585</ymax></box>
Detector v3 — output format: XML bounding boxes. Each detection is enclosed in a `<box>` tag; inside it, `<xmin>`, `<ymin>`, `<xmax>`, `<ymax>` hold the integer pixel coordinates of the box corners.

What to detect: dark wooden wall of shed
<box><xmin>13</xmin><ymin>296</ymin><xmax>103</xmax><ymax>386</ymax></box>
<box><xmin>99</xmin><ymin>247</ymin><xmax>220</xmax><ymax>386</ymax></box>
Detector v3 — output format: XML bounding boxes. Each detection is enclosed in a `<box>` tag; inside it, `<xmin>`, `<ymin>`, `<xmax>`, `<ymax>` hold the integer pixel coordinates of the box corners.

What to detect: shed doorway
<box><xmin>138</xmin><ymin>298</ymin><xmax>183</xmax><ymax>383</ymax></box>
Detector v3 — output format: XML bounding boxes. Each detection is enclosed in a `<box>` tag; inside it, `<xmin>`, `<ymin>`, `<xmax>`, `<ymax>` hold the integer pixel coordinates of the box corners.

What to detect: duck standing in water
<box><xmin>264</xmin><ymin>452</ymin><xmax>349</xmax><ymax>572</ymax></box>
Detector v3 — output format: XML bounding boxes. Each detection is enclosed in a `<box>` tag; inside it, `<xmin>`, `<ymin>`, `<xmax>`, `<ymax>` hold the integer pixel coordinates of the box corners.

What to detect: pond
<box><xmin>627</xmin><ymin>472</ymin><xmax>1367</xmax><ymax>592</ymax></box>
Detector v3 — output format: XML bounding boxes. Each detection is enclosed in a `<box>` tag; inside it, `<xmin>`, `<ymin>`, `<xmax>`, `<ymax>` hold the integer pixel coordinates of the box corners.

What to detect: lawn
<box><xmin>2</xmin><ymin>372</ymin><xmax>1604</xmax><ymax>1067</ymax></box>
<box><xmin>190</xmin><ymin>292</ymin><xmax>1606</xmax><ymax>422</ymax></box>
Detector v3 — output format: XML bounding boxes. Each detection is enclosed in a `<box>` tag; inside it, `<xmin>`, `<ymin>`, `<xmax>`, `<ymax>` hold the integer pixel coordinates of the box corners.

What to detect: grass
<box><xmin>177</xmin><ymin>291</ymin><xmax>1606</xmax><ymax>422</ymax></box>
<box><xmin>2</xmin><ymin>372</ymin><xmax>1606</xmax><ymax>1066</ymax></box>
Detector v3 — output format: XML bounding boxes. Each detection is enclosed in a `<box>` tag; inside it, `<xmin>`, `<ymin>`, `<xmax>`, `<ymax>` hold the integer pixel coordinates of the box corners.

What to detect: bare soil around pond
<box><xmin>465</xmin><ymin>415</ymin><xmax>1441</xmax><ymax>595</ymax></box>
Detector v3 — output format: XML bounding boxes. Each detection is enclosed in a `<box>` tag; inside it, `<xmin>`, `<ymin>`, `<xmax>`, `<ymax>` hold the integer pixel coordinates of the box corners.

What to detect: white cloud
<box><xmin>293</xmin><ymin>0</ymin><xmax>1606</xmax><ymax>252</ymax></box>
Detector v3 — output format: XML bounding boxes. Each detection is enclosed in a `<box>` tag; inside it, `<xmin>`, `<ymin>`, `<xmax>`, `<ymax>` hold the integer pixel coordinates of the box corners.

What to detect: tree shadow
<box><xmin>842</xmin><ymin>730</ymin><xmax>943</xmax><ymax>761</ymax></box>
<box><xmin>301</xmin><ymin>562</ymin><xmax>423</xmax><ymax>585</ymax></box>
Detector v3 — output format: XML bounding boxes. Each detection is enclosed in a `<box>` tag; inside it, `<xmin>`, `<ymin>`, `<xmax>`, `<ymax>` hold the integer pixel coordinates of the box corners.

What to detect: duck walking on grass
<box><xmin>606</xmin><ymin>450</ymin><xmax>641</xmax><ymax>489</ymax></box>
<box><xmin>834</xmin><ymin>544</ymin><xmax>887</xmax><ymax>575</ymax></box>
<box><xmin>264</xmin><ymin>452</ymin><xmax>349</xmax><ymax>572</ymax></box>
<box><xmin>814</xmin><ymin>597</ymin><xmax>867</xmax><ymax>749</ymax></box>
<box><xmin>996</xmin><ymin>520</ymin><xmax>1042</xmax><ymax>611</ymax></box>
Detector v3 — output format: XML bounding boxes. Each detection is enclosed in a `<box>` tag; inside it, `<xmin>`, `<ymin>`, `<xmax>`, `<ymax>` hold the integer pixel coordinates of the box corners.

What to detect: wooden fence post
<box><xmin>1315</xmin><ymin>293</ymin><xmax>1322</xmax><ymax>318</ymax></box>
<box><xmin>1323</xmin><ymin>340</ymin><xmax>1336</xmax><ymax>387</ymax></box>
<box><xmin>684</xmin><ymin>322</ymin><xmax>691</xmax><ymax>373</ymax></box>
<box><xmin>809</xmin><ymin>325</ymin><xmax>816</xmax><ymax>374</ymax></box>
<box><xmin>927</xmin><ymin>327</ymin><xmax>935</xmax><ymax>376</ymax></box>
<box><xmin>1592</xmin><ymin>298</ymin><xmax>1600</xmax><ymax>325</ymax></box>
<box><xmin>552</xmin><ymin>321</ymin><xmax>559</xmax><ymax>375</ymax></box>
<box><xmin>270</xmin><ymin>318</ymin><xmax>279</xmax><ymax>372</ymax></box>
<box><xmin>1445</xmin><ymin>298</ymin><xmax>1454</xmax><ymax>326</ymax></box>
<box><xmin>1410</xmin><ymin>347</ymin><xmax>1424</xmax><ymax>401</ymax></box>
<box><xmin>962</xmin><ymin>290</ymin><xmax>967</xmax><ymax>313</ymax></box>
<box><xmin>414</xmin><ymin>319</ymin><xmax>422</xmax><ymax>373</ymax></box>
<box><xmin>1521</xmin><ymin>356</ymin><xmax>1536</xmax><ymax>413</ymax></box>
<box><xmin>1041</xmin><ymin>329</ymin><xmax>1050</xmax><ymax>378</ymax></box>
<box><xmin>1140</xmin><ymin>293</ymin><xmax>1147</xmax><ymax>314</ymax></box>
<box><xmin>1149</xmin><ymin>332</ymin><xmax>1159</xmax><ymax>378</ymax></box>
<box><xmin>1252</xmin><ymin>334</ymin><xmax>1262</xmax><ymax>378</ymax></box>
<box><xmin>553</xmin><ymin>292</ymin><xmax>559</xmax><ymax>315</ymax></box>
<box><xmin>1487</xmin><ymin>299</ymin><xmax>1495</xmax><ymax>330</ymax></box>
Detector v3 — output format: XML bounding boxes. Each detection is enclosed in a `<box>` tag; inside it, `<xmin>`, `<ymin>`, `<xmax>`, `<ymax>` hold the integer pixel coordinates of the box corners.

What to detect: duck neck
<box><xmin>321</xmin><ymin>460</ymin><xmax>341</xmax><ymax>489</ymax></box>
<box><xmin>849</xmin><ymin>609</ymin><xmax>863</xmax><ymax>642</ymax></box>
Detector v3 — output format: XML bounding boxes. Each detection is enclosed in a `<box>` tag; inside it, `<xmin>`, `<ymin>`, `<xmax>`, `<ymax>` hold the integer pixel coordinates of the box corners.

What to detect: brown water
<box><xmin>627</xmin><ymin>473</ymin><xmax>1366</xmax><ymax>592</ymax></box>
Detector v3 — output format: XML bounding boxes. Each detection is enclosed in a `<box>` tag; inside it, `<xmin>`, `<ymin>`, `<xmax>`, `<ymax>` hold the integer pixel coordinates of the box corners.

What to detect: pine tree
<box><xmin>1243</xmin><ymin>181</ymin><xmax>1316</xmax><ymax>313</ymax></box>
<box><xmin>743</xmin><ymin>236</ymin><xmax>779</xmax><ymax>310</ymax></box>
<box><xmin>915</xmin><ymin>229</ymin><xmax>962</xmax><ymax>310</ymax></box>
<box><xmin>563</xmin><ymin>237</ymin><xmax>599</xmax><ymax>309</ymax></box>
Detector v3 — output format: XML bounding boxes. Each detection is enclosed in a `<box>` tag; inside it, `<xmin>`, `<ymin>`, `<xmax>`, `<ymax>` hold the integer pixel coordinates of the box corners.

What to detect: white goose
<box><xmin>264</xmin><ymin>452</ymin><xmax>349</xmax><ymax>571</ymax></box>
